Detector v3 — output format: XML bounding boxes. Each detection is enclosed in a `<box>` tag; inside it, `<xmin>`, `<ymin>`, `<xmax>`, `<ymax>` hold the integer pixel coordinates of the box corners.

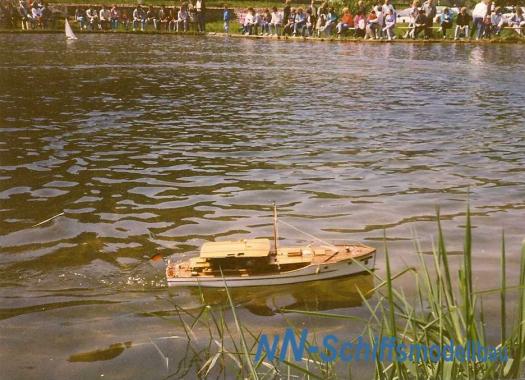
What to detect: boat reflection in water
<box><xmin>169</xmin><ymin>273</ymin><xmax>374</xmax><ymax>316</ymax></box>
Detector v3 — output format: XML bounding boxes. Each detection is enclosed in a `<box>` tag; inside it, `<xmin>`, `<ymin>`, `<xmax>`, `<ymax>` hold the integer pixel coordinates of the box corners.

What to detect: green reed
<box><xmin>163</xmin><ymin>205</ymin><xmax>524</xmax><ymax>379</ymax></box>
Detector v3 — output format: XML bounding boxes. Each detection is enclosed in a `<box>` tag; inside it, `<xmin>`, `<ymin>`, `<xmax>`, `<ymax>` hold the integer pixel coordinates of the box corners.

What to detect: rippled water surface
<box><xmin>1</xmin><ymin>34</ymin><xmax>524</xmax><ymax>378</ymax></box>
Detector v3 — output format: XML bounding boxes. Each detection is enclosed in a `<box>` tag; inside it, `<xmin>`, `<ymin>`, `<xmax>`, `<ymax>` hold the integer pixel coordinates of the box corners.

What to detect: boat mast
<box><xmin>272</xmin><ymin>202</ymin><xmax>279</xmax><ymax>255</ymax></box>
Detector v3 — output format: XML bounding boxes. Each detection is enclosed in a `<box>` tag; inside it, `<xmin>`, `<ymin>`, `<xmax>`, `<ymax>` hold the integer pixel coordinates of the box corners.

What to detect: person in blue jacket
<box><xmin>440</xmin><ymin>7</ymin><xmax>453</xmax><ymax>38</ymax></box>
<box><xmin>223</xmin><ymin>4</ymin><xmax>230</xmax><ymax>33</ymax></box>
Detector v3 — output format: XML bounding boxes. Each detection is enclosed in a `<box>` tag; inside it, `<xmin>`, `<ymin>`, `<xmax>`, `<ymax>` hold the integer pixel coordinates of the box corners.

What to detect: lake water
<box><xmin>1</xmin><ymin>34</ymin><xmax>524</xmax><ymax>379</ymax></box>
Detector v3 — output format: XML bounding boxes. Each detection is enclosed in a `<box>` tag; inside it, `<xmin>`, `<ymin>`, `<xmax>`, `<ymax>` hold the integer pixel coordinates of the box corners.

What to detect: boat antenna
<box><xmin>272</xmin><ymin>202</ymin><xmax>279</xmax><ymax>255</ymax></box>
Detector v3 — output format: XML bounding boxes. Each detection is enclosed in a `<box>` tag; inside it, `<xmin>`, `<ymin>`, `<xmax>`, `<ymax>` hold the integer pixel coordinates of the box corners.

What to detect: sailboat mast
<box><xmin>272</xmin><ymin>202</ymin><xmax>279</xmax><ymax>254</ymax></box>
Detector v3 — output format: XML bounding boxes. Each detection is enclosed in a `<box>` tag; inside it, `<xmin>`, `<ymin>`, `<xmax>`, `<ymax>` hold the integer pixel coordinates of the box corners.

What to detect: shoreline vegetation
<box><xmin>159</xmin><ymin>207</ymin><xmax>525</xmax><ymax>379</ymax></box>
<box><xmin>2</xmin><ymin>26</ymin><xmax>525</xmax><ymax>43</ymax></box>
<box><xmin>0</xmin><ymin>21</ymin><xmax>525</xmax><ymax>45</ymax></box>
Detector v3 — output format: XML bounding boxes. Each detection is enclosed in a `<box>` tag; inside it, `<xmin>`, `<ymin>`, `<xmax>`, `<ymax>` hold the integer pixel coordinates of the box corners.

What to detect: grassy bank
<box><xmin>4</xmin><ymin>22</ymin><xmax>525</xmax><ymax>45</ymax></box>
<box><xmin>5</xmin><ymin>13</ymin><xmax>525</xmax><ymax>43</ymax></box>
<box><xmin>158</xmin><ymin>207</ymin><xmax>525</xmax><ymax>379</ymax></box>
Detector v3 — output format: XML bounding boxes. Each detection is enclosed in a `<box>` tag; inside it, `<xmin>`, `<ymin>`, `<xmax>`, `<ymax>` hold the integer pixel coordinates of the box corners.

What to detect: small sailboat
<box><xmin>65</xmin><ymin>18</ymin><xmax>78</xmax><ymax>40</ymax></box>
<box><xmin>166</xmin><ymin>204</ymin><xmax>376</xmax><ymax>288</ymax></box>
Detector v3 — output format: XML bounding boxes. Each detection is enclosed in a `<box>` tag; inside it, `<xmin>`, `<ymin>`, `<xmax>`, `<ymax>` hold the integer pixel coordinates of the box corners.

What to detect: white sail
<box><xmin>65</xmin><ymin>18</ymin><xmax>78</xmax><ymax>40</ymax></box>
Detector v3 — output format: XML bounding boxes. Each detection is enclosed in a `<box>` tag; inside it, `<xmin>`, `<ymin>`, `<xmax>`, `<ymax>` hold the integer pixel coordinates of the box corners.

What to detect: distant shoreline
<box><xmin>2</xmin><ymin>29</ymin><xmax>524</xmax><ymax>44</ymax></box>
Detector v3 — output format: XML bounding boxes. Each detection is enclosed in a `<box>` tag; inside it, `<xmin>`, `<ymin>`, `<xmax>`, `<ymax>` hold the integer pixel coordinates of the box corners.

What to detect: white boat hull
<box><xmin>167</xmin><ymin>256</ymin><xmax>374</xmax><ymax>288</ymax></box>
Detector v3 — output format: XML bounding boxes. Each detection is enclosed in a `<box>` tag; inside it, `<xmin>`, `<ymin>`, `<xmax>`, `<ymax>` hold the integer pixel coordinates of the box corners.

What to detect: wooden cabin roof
<box><xmin>200</xmin><ymin>239</ymin><xmax>271</xmax><ymax>259</ymax></box>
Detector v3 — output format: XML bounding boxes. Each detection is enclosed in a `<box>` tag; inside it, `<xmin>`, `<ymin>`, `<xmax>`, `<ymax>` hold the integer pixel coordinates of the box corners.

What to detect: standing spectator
<box><xmin>404</xmin><ymin>0</ymin><xmax>419</xmax><ymax>38</ymax></box>
<box><xmin>269</xmin><ymin>6</ymin><xmax>282</xmax><ymax>35</ymax></box>
<box><xmin>422</xmin><ymin>0</ymin><xmax>436</xmax><ymax>38</ymax></box>
<box><xmin>383</xmin><ymin>8</ymin><xmax>396</xmax><ymax>39</ymax></box>
<box><xmin>381</xmin><ymin>0</ymin><xmax>394</xmax><ymax>14</ymax></box>
<box><xmin>188</xmin><ymin>2</ymin><xmax>197</xmax><ymax>31</ymax></box>
<box><xmin>440</xmin><ymin>7</ymin><xmax>453</xmax><ymax>38</ymax></box>
<box><xmin>373</xmin><ymin>1</ymin><xmax>383</xmax><ymax>37</ymax></box>
<box><xmin>309</xmin><ymin>0</ymin><xmax>317</xmax><ymax>19</ymax></box>
<box><xmin>315</xmin><ymin>1</ymin><xmax>327</xmax><ymax>36</ymax></box>
<box><xmin>110</xmin><ymin>5</ymin><xmax>119</xmax><ymax>31</ymax></box>
<box><xmin>283</xmin><ymin>7</ymin><xmax>295</xmax><ymax>35</ymax></box>
<box><xmin>223</xmin><ymin>4</ymin><xmax>230</xmax><ymax>33</ymax></box>
<box><xmin>195</xmin><ymin>0</ymin><xmax>205</xmax><ymax>32</ymax></box>
<box><xmin>472</xmin><ymin>0</ymin><xmax>488</xmax><ymax>40</ymax></box>
<box><xmin>99</xmin><ymin>5</ymin><xmax>110</xmax><ymax>30</ymax></box>
<box><xmin>381</xmin><ymin>0</ymin><xmax>395</xmax><ymax>28</ymax></box>
<box><xmin>132</xmin><ymin>4</ymin><xmax>145</xmax><ymax>31</ymax></box>
<box><xmin>283</xmin><ymin>0</ymin><xmax>291</xmax><ymax>27</ymax></box>
<box><xmin>18</xmin><ymin>0</ymin><xmax>31</xmax><ymax>30</ymax></box>
<box><xmin>356</xmin><ymin>0</ymin><xmax>366</xmax><ymax>18</ymax></box>
<box><xmin>454</xmin><ymin>6</ymin><xmax>471</xmax><ymax>39</ymax></box>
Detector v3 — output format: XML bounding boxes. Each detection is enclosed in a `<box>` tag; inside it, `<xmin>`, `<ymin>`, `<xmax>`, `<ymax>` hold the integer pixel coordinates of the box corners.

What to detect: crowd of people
<box><xmin>1</xmin><ymin>0</ymin><xmax>524</xmax><ymax>40</ymax></box>
<box><xmin>74</xmin><ymin>1</ymin><xmax>207</xmax><ymax>32</ymax></box>
<box><xmin>0</xmin><ymin>0</ymin><xmax>209</xmax><ymax>31</ymax></box>
<box><xmin>237</xmin><ymin>0</ymin><xmax>525</xmax><ymax>40</ymax></box>
<box><xmin>0</xmin><ymin>0</ymin><xmax>56</xmax><ymax>30</ymax></box>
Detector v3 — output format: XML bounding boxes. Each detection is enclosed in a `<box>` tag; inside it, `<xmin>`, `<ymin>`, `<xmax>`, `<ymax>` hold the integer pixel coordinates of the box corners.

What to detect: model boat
<box><xmin>165</xmin><ymin>205</ymin><xmax>376</xmax><ymax>288</ymax></box>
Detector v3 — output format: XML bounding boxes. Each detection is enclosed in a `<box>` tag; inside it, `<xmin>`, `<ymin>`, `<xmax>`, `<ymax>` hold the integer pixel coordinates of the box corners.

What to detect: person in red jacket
<box><xmin>336</xmin><ymin>7</ymin><xmax>353</xmax><ymax>35</ymax></box>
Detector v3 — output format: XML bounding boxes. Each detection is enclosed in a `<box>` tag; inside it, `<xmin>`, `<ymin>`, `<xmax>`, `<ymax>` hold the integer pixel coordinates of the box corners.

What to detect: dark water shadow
<box><xmin>166</xmin><ymin>273</ymin><xmax>374</xmax><ymax>316</ymax></box>
<box><xmin>0</xmin><ymin>299</ymin><xmax>119</xmax><ymax>321</ymax></box>
<box><xmin>68</xmin><ymin>341</ymin><xmax>132</xmax><ymax>362</ymax></box>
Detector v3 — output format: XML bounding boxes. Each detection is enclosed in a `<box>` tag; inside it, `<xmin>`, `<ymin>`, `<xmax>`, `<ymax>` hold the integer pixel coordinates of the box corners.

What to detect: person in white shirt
<box><xmin>510</xmin><ymin>7</ymin><xmax>525</xmax><ymax>35</ymax></box>
<box><xmin>383</xmin><ymin>8</ymin><xmax>396</xmax><ymax>40</ymax></box>
<box><xmin>86</xmin><ymin>6</ymin><xmax>99</xmax><ymax>31</ymax></box>
<box><xmin>403</xmin><ymin>0</ymin><xmax>419</xmax><ymax>39</ymax></box>
<box><xmin>99</xmin><ymin>5</ymin><xmax>110</xmax><ymax>30</ymax></box>
<box><xmin>381</xmin><ymin>0</ymin><xmax>395</xmax><ymax>38</ymax></box>
<box><xmin>269</xmin><ymin>6</ymin><xmax>282</xmax><ymax>35</ymax></box>
<box><xmin>243</xmin><ymin>8</ymin><xmax>256</xmax><ymax>35</ymax></box>
<box><xmin>381</xmin><ymin>0</ymin><xmax>394</xmax><ymax>19</ymax></box>
<box><xmin>176</xmin><ymin>6</ymin><xmax>189</xmax><ymax>32</ymax></box>
<box><xmin>31</xmin><ymin>2</ymin><xmax>43</xmax><ymax>28</ymax></box>
<box><xmin>132</xmin><ymin>5</ymin><xmax>145</xmax><ymax>31</ymax></box>
<box><xmin>472</xmin><ymin>0</ymin><xmax>489</xmax><ymax>39</ymax></box>
<box><xmin>373</xmin><ymin>2</ymin><xmax>384</xmax><ymax>38</ymax></box>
